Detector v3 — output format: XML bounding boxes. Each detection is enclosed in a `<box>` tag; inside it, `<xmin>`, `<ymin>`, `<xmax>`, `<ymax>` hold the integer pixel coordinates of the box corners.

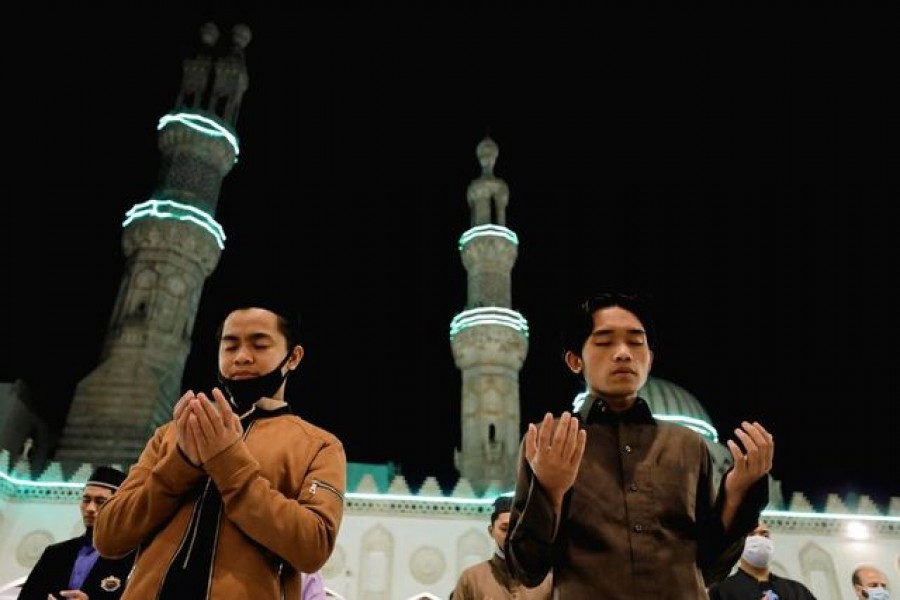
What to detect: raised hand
<box><xmin>189</xmin><ymin>387</ymin><xmax>244</xmax><ymax>465</ymax></box>
<box><xmin>525</xmin><ymin>411</ymin><xmax>586</xmax><ymax>507</ymax></box>
<box><xmin>174</xmin><ymin>390</ymin><xmax>201</xmax><ymax>466</ymax></box>
<box><xmin>724</xmin><ymin>421</ymin><xmax>774</xmax><ymax>498</ymax></box>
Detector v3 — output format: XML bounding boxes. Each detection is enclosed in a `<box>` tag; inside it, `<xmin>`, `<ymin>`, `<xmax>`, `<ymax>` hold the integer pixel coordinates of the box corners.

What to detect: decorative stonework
<box><xmin>157</xmin><ymin>124</ymin><xmax>237</xmax><ymax>173</ymax></box>
<box><xmin>409</xmin><ymin>546</ymin><xmax>446</xmax><ymax>585</ymax></box>
<box><xmin>122</xmin><ymin>219</ymin><xmax>221</xmax><ymax>274</ymax></box>
<box><xmin>322</xmin><ymin>544</ymin><xmax>346</xmax><ymax>578</ymax></box>
<box><xmin>450</xmin><ymin>324</ymin><xmax>527</xmax><ymax>369</ymax></box>
<box><xmin>17</xmin><ymin>530</ymin><xmax>54</xmax><ymax>568</ymax></box>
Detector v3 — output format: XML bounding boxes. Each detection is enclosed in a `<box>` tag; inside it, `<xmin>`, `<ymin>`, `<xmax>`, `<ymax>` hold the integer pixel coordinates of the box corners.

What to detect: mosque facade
<box><xmin>0</xmin><ymin>22</ymin><xmax>897</xmax><ymax>600</ymax></box>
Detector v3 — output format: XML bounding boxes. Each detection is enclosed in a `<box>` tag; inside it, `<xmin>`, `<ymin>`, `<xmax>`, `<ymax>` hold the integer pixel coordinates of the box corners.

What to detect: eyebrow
<box><xmin>222</xmin><ymin>332</ymin><xmax>274</xmax><ymax>343</ymax></box>
<box><xmin>591</xmin><ymin>328</ymin><xmax>646</xmax><ymax>337</ymax></box>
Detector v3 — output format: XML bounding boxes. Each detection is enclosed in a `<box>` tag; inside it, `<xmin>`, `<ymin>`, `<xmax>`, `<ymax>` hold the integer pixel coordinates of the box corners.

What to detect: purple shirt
<box><xmin>301</xmin><ymin>571</ymin><xmax>326</xmax><ymax>600</ymax></box>
<box><xmin>68</xmin><ymin>540</ymin><xmax>100</xmax><ymax>590</ymax></box>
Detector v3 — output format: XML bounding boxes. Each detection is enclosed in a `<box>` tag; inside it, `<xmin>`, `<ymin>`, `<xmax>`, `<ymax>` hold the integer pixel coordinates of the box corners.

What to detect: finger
<box><xmin>726</xmin><ymin>439</ymin><xmax>745</xmax><ymax>466</ymax></box>
<box><xmin>212</xmin><ymin>387</ymin><xmax>234</xmax><ymax>426</ymax></box>
<box><xmin>188</xmin><ymin>412</ymin><xmax>208</xmax><ymax>445</ymax></box>
<box><xmin>536</xmin><ymin>412</ymin><xmax>554</xmax><ymax>450</ymax></box>
<box><xmin>194</xmin><ymin>393</ymin><xmax>222</xmax><ymax>434</ymax></box>
<box><xmin>733</xmin><ymin>425</ymin><xmax>758</xmax><ymax>457</ymax></box>
<box><xmin>525</xmin><ymin>423</ymin><xmax>538</xmax><ymax>463</ymax></box>
<box><xmin>552</xmin><ymin>412</ymin><xmax>572</xmax><ymax>453</ymax></box>
<box><xmin>572</xmin><ymin>429</ymin><xmax>587</xmax><ymax>467</ymax></box>
<box><xmin>173</xmin><ymin>390</ymin><xmax>195</xmax><ymax>419</ymax></box>
<box><xmin>749</xmin><ymin>421</ymin><xmax>775</xmax><ymax>459</ymax></box>
<box><xmin>191</xmin><ymin>396</ymin><xmax>220</xmax><ymax>444</ymax></box>
<box><xmin>559</xmin><ymin>414</ymin><xmax>580</xmax><ymax>459</ymax></box>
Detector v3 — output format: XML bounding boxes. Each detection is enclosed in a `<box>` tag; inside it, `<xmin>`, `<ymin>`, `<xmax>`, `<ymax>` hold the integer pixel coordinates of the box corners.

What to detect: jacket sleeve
<box><xmin>698</xmin><ymin>449</ymin><xmax>769</xmax><ymax>586</ymax></box>
<box><xmin>505</xmin><ymin>434</ymin><xmax>562</xmax><ymax>588</ymax></box>
<box><xmin>203</xmin><ymin>431</ymin><xmax>347</xmax><ymax>574</ymax></box>
<box><xmin>94</xmin><ymin>422</ymin><xmax>206</xmax><ymax>558</ymax></box>
<box><xmin>17</xmin><ymin>545</ymin><xmax>58</xmax><ymax>600</ymax></box>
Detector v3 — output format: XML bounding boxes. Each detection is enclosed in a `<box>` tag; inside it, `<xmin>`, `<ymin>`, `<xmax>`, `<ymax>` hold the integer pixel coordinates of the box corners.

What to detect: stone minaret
<box><xmin>451</xmin><ymin>137</ymin><xmax>529</xmax><ymax>495</ymax></box>
<box><xmin>56</xmin><ymin>23</ymin><xmax>252</xmax><ymax>466</ymax></box>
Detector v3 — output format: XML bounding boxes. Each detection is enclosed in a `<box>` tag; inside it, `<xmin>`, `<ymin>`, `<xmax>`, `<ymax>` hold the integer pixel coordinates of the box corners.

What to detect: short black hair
<box><xmin>490</xmin><ymin>495</ymin><xmax>513</xmax><ymax>525</ymax></box>
<box><xmin>560</xmin><ymin>291</ymin><xmax>656</xmax><ymax>356</ymax></box>
<box><xmin>214</xmin><ymin>289</ymin><xmax>302</xmax><ymax>350</ymax></box>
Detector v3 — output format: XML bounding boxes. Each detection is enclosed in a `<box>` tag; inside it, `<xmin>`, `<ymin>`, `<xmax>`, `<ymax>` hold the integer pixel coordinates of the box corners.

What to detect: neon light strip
<box><xmin>123</xmin><ymin>199</ymin><xmax>226</xmax><ymax>249</ymax></box>
<box><xmin>157</xmin><ymin>112</ymin><xmax>240</xmax><ymax>159</ymax></box>
<box><xmin>572</xmin><ymin>394</ymin><xmax>719</xmax><ymax>443</ymax></box>
<box><xmin>762</xmin><ymin>509</ymin><xmax>900</xmax><ymax>523</ymax></box>
<box><xmin>450</xmin><ymin>307</ymin><xmax>529</xmax><ymax>338</ymax></box>
<box><xmin>2</xmin><ymin>471</ymin><xmax>896</xmax><ymax>521</ymax></box>
<box><xmin>0</xmin><ymin>470</ymin><xmax>83</xmax><ymax>489</ymax></box>
<box><xmin>458</xmin><ymin>224</ymin><xmax>519</xmax><ymax>249</ymax></box>
<box><xmin>654</xmin><ymin>414</ymin><xmax>719</xmax><ymax>442</ymax></box>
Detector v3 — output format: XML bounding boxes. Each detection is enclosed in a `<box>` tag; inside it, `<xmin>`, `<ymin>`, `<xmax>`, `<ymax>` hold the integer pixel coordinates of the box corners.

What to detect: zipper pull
<box><xmin>309</xmin><ymin>481</ymin><xmax>318</xmax><ymax>495</ymax></box>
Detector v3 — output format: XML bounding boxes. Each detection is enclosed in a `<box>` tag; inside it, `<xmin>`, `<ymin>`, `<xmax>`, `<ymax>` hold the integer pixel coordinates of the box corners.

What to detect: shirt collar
<box><xmin>241</xmin><ymin>403</ymin><xmax>291</xmax><ymax>424</ymax></box>
<box><xmin>577</xmin><ymin>394</ymin><xmax>655</xmax><ymax>425</ymax></box>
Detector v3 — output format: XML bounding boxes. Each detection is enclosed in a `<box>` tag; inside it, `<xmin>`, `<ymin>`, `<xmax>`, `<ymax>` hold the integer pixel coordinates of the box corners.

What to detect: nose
<box><xmin>234</xmin><ymin>344</ymin><xmax>254</xmax><ymax>364</ymax></box>
<box><xmin>613</xmin><ymin>344</ymin><xmax>632</xmax><ymax>361</ymax></box>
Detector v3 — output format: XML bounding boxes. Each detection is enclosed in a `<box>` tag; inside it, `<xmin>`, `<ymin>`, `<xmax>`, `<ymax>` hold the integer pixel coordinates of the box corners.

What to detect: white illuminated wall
<box><xmin>2</xmin><ymin>459</ymin><xmax>898</xmax><ymax>600</ymax></box>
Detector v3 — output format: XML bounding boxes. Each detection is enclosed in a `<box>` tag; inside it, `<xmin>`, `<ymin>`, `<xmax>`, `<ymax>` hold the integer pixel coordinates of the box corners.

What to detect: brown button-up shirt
<box><xmin>507</xmin><ymin>396</ymin><xmax>768</xmax><ymax>600</ymax></box>
<box><xmin>452</xmin><ymin>554</ymin><xmax>552</xmax><ymax>600</ymax></box>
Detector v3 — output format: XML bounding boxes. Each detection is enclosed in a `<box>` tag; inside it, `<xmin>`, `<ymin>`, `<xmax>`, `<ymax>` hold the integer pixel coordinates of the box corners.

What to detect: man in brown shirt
<box><xmin>451</xmin><ymin>495</ymin><xmax>551</xmax><ymax>600</ymax></box>
<box><xmin>506</xmin><ymin>292</ymin><xmax>773</xmax><ymax>599</ymax></box>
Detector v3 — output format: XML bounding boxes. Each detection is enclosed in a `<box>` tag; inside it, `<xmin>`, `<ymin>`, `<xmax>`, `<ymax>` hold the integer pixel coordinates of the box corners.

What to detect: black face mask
<box><xmin>218</xmin><ymin>352</ymin><xmax>292</xmax><ymax>414</ymax></box>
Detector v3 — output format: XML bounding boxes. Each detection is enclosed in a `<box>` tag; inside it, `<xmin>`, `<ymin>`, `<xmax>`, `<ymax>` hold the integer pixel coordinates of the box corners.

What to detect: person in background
<box><xmin>93</xmin><ymin>297</ymin><xmax>347</xmax><ymax>600</ymax></box>
<box><xmin>505</xmin><ymin>291</ymin><xmax>774</xmax><ymax>599</ymax></box>
<box><xmin>19</xmin><ymin>466</ymin><xmax>134</xmax><ymax>600</ymax></box>
<box><xmin>301</xmin><ymin>570</ymin><xmax>326</xmax><ymax>600</ymax></box>
<box><xmin>707</xmin><ymin>521</ymin><xmax>817</xmax><ymax>599</ymax></box>
<box><xmin>852</xmin><ymin>565</ymin><xmax>890</xmax><ymax>600</ymax></box>
<box><xmin>451</xmin><ymin>495</ymin><xmax>551</xmax><ymax>600</ymax></box>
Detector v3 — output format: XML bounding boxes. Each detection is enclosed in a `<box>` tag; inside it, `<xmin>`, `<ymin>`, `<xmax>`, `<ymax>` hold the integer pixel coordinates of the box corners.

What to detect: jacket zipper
<box><xmin>309</xmin><ymin>479</ymin><xmax>345</xmax><ymax>502</ymax></box>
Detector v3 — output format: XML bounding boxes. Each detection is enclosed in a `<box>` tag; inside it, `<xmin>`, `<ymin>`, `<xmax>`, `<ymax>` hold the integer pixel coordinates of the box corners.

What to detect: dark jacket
<box><xmin>708</xmin><ymin>567</ymin><xmax>818</xmax><ymax>599</ymax></box>
<box><xmin>506</xmin><ymin>396</ymin><xmax>768</xmax><ymax>600</ymax></box>
<box><xmin>18</xmin><ymin>534</ymin><xmax>135</xmax><ymax>600</ymax></box>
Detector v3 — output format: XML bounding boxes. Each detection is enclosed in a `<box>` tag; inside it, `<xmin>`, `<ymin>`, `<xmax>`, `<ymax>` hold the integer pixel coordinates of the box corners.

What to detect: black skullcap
<box><xmin>86</xmin><ymin>466</ymin><xmax>127</xmax><ymax>492</ymax></box>
<box><xmin>490</xmin><ymin>495</ymin><xmax>513</xmax><ymax>524</ymax></box>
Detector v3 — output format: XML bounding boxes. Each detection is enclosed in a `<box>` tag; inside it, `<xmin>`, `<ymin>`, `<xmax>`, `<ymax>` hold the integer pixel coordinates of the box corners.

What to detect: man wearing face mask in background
<box><xmin>708</xmin><ymin>522</ymin><xmax>817</xmax><ymax>600</ymax></box>
<box><xmin>852</xmin><ymin>565</ymin><xmax>891</xmax><ymax>600</ymax></box>
<box><xmin>451</xmin><ymin>495</ymin><xmax>552</xmax><ymax>600</ymax></box>
<box><xmin>94</xmin><ymin>296</ymin><xmax>347</xmax><ymax>600</ymax></box>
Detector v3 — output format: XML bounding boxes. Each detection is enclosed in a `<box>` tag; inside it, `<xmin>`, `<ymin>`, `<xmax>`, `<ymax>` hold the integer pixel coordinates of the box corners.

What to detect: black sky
<box><xmin>3</xmin><ymin>10</ymin><xmax>897</xmax><ymax>509</ymax></box>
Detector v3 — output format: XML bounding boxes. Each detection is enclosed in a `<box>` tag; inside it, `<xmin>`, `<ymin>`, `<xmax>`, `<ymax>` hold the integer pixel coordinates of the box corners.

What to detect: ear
<box><xmin>288</xmin><ymin>345</ymin><xmax>304</xmax><ymax>370</ymax></box>
<box><xmin>564</xmin><ymin>350</ymin><xmax>582</xmax><ymax>374</ymax></box>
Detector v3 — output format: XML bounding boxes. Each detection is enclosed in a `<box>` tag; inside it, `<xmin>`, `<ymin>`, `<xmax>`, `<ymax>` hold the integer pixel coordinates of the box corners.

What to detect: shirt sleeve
<box><xmin>94</xmin><ymin>423</ymin><xmax>205</xmax><ymax>558</ymax></box>
<box><xmin>505</xmin><ymin>435</ymin><xmax>561</xmax><ymax>588</ymax></box>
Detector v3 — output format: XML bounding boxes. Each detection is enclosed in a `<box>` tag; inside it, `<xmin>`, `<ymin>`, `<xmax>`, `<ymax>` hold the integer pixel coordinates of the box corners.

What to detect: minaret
<box><xmin>56</xmin><ymin>23</ymin><xmax>252</xmax><ymax>466</ymax></box>
<box><xmin>451</xmin><ymin>137</ymin><xmax>529</xmax><ymax>495</ymax></box>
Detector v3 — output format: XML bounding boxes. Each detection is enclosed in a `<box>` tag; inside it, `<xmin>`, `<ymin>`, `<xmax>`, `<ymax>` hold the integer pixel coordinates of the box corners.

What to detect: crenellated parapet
<box><xmin>2</xmin><ymin>448</ymin><xmax>897</xmax><ymax>598</ymax></box>
<box><xmin>3</xmin><ymin>448</ymin><xmax>896</xmax><ymax>523</ymax></box>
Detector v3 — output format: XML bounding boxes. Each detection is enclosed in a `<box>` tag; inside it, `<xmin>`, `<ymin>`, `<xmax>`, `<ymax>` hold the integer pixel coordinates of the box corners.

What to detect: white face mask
<box><xmin>741</xmin><ymin>534</ymin><xmax>774</xmax><ymax>568</ymax></box>
<box><xmin>862</xmin><ymin>587</ymin><xmax>890</xmax><ymax>600</ymax></box>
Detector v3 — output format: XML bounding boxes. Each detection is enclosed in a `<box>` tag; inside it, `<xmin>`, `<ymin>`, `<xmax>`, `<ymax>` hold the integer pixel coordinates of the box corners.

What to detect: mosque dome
<box><xmin>572</xmin><ymin>375</ymin><xmax>719</xmax><ymax>443</ymax></box>
<box><xmin>638</xmin><ymin>376</ymin><xmax>719</xmax><ymax>442</ymax></box>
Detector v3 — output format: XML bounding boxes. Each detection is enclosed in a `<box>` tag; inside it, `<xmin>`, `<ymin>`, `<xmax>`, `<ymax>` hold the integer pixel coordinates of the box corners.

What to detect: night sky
<box><xmin>3</xmin><ymin>9</ymin><xmax>896</xmax><ymax>509</ymax></box>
